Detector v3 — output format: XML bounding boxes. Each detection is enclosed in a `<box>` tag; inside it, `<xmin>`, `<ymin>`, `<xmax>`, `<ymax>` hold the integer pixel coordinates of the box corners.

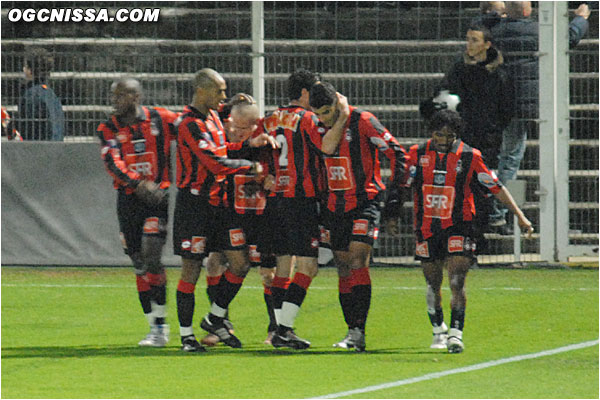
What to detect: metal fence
<box><xmin>1</xmin><ymin>1</ymin><xmax>597</xmax><ymax>264</ymax></box>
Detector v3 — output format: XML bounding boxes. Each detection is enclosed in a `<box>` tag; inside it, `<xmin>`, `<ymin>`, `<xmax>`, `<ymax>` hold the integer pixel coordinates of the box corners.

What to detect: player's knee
<box><xmin>259</xmin><ymin>267</ymin><xmax>275</xmax><ymax>287</ymax></box>
<box><xmin>129</xmin><ymin>252</ymin><xmax>146</xmax><ymax>275</ymax></box>
<box><xmin>449</xmin><ymin>273</ymin><xmax>466</xmax><ymax>293</ymax></box>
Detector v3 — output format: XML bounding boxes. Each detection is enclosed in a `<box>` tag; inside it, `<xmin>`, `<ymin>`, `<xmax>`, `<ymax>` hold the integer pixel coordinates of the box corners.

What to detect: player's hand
<box><xmin>336</xmin><ymin>93</ymin><xmax>350</xmax><ymax>119</ymax></box>
<box><xmin>575</xmin><ymin>3</ymin><xmax>591</xmax><ymax>19</ymax></box>
<box><xmin>135</xmin><ymin>180</ymin><xmax>167</xmax><ymax>207</ymax></box>
<box><xmin>518</xmin><ymin>215</ymin><xmax>534</xmax><ymax>239</ymax></box>
<box><xmin>243</xmin><ymin>181</ymin><xmax>263</xmax><ymax>197</ymax></box>
<box><xmin>384</xmin><ymin>218</ymin><xmax>400</xmax><ymax>237</ymax></box>
<box><xmin>249</xmin><ymin>133</ymin><xmax>280</xmax><ymax>149</ymax></box>
<box><xmin>263</xmin><ymin>174</ymin><xmax>276</xmax><ymax>192</ymax></box>
<box><xmin>250</xmin><ymin>162</ymin><xmax>265</xmax><ymax>182</ymax></box>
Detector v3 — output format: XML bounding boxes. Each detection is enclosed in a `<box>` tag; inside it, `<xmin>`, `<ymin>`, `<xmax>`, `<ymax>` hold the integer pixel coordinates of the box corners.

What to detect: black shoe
<box><xmin>223</xmin><ymin>318</ymin><xmax>235</xmax><ymax>334</ymax></box>
<box><xmin>200</xmin><ymin>314</ymin><xmax>242</xmax><ymax>348</ymax></box>
<box><xmin>181</xmin><ymin>335</ymin><xmax>206</xmax><ymax>353</ymax></box>
<box><xmin>271</xmin><ymin>329</ymin><xmax>311</xmax><ymax>350</ymax></box>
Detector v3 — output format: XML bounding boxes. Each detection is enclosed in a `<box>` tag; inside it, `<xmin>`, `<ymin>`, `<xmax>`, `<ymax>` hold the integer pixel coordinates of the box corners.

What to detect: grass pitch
<box><xmin>1</xmin><ymin>266</ymin><xmax>598</xmax><ymax>398</ymax></box>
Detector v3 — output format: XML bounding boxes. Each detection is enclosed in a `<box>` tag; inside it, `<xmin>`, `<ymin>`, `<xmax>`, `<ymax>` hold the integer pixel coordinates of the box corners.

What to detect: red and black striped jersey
<box><xmin>323</xmin><ymin>106</ymin><xmax>408</xmax><ymax>213</ymax></box>
<box><xmin>263</xmin><ymin>106</ymin><xmax>325</xmax><ymax>199</ymax></box>
<box><xmin>174</xmin><ymin>105</ymin><xmax>253</xmax><ymax>207</ymax></box>
<box><xmin>405</xmin><ymin>139</ymin><xmax>502</xmax><ymax>240</ymax></box>
<box><xmin>97</xmin><ymin>106</ymin><xmax>177</xmax><ymax>194</ymax></box>
<box><xmin>229</xmin><ymin>122</ymin><xmax>274</xmax><ymax>216</ymax></box>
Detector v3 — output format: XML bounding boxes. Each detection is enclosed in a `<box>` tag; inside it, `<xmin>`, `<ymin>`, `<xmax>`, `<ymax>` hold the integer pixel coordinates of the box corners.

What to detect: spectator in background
<box><xmin>441</xmin><ymin>24</ymin><xmax>514</xmax><ymax>231</ymax></box>
<box><xmin>489</xmin><ymin>1</ymin><xmax>590</xmax><ymax>229</ymax></box>
<box><xmin>471</xmin><ymin>1</ymin><xmax>506</xmax><ymax>29</ymax></box>
<box><xmin>18</xmin><ymin>48</ymin><xmax>65</xmax><ymax>141</ymax></box>
<box><xmin>97</xmin><ymin>78</ymin><xmax>178</xmax><ymax>348</ymax></box>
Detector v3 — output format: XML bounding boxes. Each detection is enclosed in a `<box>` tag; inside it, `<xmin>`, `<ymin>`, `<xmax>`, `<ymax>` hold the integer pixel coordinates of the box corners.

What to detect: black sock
<box><xmin>428</xmin><ymin>307</ymin><xmax>445</xmax><ymax>328</ymax></box>
<box><xmin>176</xmin><ymin>290</ymin><xmax>195</xmax><ymax>328</ymax></box>
<box><xmin>352</xmin><ymin>284</ymin><xmax>371</xmax><ymax>331</ymax></box>
<box><xmin>264</xmin><ymin>292</ymin><xmax>277</xmax><ymax>332</ymax></box>
<box><xmin>450</xmin><ymin>307</ymin><xmax>465</xmax><ymax>331</ymax></box>
<box><xmin>338</xmin><ymin>291</ymin><xmax>354</xmax><ymax>327</ymax></box>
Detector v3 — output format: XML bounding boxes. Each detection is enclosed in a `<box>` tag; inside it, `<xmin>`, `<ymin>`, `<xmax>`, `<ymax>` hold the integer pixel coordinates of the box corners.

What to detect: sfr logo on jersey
<box><xmin>275</xmin><ymin>170</ymin><xmax>291</xmax><ymax>192</ymax></box>
<box><xmin>422</xmin><ymin>185</ymin><xmax>455</xmax><ymax>219</ymax></box>
<box><xmin>143</xmin><ymin>217</ymin><xmax>160</xmax><ymax>234</ymax></box>
<box><xmin>416</xmin><ymin>241</ymin><xmax>430</xmax><ymax>258</ymax></box>
<box><xmin>125</xmin><ymin>152</ymin><xmax>157</xmax><ymax>177</ymax></box>
<box><xmin>352</xmin><ymin>219</ymin><xmax>369</xmax><ymax>236</ymax></box>
<box><xmin>325</xmin><ymin>157</ymin><xmax>354</xmax><ymax>191</ymax></box>
<box><xmin>229</xmin><ymin>229</ymin><xmax>246</xmax><ymax>247</ymax></box>
<box><xmin>448</xmin><ymin>236</ymin><xmax>464</xmax><ymax>253</ymax></box>
<box><xmin>311</xmin><ymin>238</ymin><xmax>319</xmax><ymax>249</ymax></box>
<box><xmin>191</xmin><ymin>236</ymin><xmax>206</xmax><ymax>254</ymax></box>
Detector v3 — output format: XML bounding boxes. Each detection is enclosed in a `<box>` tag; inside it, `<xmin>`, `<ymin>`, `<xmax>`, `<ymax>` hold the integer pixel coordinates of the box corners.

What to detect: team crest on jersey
<box><xmin>118</xmin><ymin>134</ymin><xmax>128</xmax><ymax>143</ymax></box>
<box><xmin>455</xmin><ymin>160</ymin><xmax>463</xmax><ymax>173</ymax></box>
<box><xmin>150</xmin><ymin>122</ymin><xmax>159</xmax><ymax>136</ymax></box>
<box><xmin>133</xmin><ymin>140</ymin><xmax>146</xmax><ymax>153</ymax></box>
<box><xmin>433</xmin><ymin>170</ymin><xmax>447</xmax><ymax>185</ymax></box>
<box><xmin>345</xmin><ymin>129</ymin><xmax>353</xmax><ymax>142</ymax></box>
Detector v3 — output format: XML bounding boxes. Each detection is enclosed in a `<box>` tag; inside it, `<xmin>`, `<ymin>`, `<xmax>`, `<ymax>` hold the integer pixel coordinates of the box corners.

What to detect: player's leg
<box><xmin>272</xmin><ymin>256</ymin><xmax>317</xmax><ymax>349</ymax></box>
<box><xmin>172</xmin><ymin>189</ymin><xmax>207</xmax><ymax>352</ymax></box>
<box><xmin>272</xmin><ymin>255</ymin><xmax>293</xmax><ymax>328</ymax></box>
<box><xmin>200</xmin><ymin>252</ymin><xmax>228</xmax><ymax>347</ymax></box>
<box><xmin>258</xmin><ymin>253</ymin><xmax>277</xmax><ymax>344</ymax></box>
<box><xmin>422</xmin><ymin>259</ymin><xmax>447</xmax><ymax>349</ymax></box>
<box><xmin>446</xmin><ymin>255</ymin><xmax>470</xmax><ymax>354</ymax></box>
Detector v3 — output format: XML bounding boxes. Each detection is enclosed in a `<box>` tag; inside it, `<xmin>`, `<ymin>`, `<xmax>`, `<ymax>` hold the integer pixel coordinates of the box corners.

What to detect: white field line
<box><xmin>0</xmin><ymin>283</ymin><xmax>597</xmax><ymax>292</ymax></box>
<box><xmin>311</xmin><ymin>339</ymin><xmax>600</xmax><ymax>399</ymax></box>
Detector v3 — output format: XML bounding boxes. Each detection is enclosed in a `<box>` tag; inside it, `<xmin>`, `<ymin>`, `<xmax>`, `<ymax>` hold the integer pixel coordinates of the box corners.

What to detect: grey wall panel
<box><xmin>1</xmin><ymin>142</ymin><xmax>179</xmax><ymax>266</ymax></box>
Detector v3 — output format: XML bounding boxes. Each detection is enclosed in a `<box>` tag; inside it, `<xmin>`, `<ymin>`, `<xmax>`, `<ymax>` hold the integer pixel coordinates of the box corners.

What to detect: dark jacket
<box><xmin>18</xmin><ymin>79</ymin><xmax>65</xmax><ymax>141</ymax></box>
<box><xmin>491</xmin><ymin>15</ymin><xmax>589</xmax><ymax>117</ymax></box>
<box><xmin>442</xmin><ymin>46</ymin><xmax>514</xmax><ymax>165</ymax></box>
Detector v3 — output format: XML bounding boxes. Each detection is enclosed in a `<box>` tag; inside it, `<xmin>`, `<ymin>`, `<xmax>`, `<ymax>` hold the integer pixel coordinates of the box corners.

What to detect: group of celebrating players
<box><xmin>98</xmin><ymin>68</ymin><xmax>533</xmax><ymax>354</ymax></box>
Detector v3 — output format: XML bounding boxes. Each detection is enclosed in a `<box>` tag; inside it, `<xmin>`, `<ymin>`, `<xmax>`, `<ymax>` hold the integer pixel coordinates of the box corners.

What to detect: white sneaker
<box><xmin>138</xmin><ymin>324</ymin><xmax>169</xmax><ymax>347</ymax></box>
<box><xmin>447</xmin><ymin>328</ymin><xmax>464</xmax><ymax>353</ymax></box>
<box><xmin>430</xmin><ymin>332</ymin><xmax>448</xmax><ymax>349</ymax></box>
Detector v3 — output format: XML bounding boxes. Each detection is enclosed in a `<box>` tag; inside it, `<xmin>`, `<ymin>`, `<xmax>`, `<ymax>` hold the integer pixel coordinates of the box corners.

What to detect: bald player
<box><xmin>97</xmin><ymin>78</ymin><xmax>178</xmax><ymax>347</ymax></box>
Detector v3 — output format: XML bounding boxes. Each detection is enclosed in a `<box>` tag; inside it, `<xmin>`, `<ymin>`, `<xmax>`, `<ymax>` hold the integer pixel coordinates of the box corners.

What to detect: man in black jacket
<box><xmin>488</xmin><ymin>1</ymin><xmax>590</xmax><ymax>230</ymax></box>
<box><xmin>442</xmin><ymin>24</ymin><xmax>514</xmax><ymax>229</ymax></box>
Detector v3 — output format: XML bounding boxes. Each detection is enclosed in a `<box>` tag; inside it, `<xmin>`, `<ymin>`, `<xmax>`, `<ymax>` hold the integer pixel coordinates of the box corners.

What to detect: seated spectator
<box><xmin>18</xmin><ymin>48</ymin><xmax>65</xmax><ymax>141</ymax></box>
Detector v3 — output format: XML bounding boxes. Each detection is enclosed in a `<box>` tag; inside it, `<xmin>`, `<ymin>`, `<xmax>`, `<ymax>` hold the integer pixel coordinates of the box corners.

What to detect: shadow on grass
<box><xmin>1</xmin><ymin>344</ymin><xmax>441</xmax><ymax>359</ymax></box>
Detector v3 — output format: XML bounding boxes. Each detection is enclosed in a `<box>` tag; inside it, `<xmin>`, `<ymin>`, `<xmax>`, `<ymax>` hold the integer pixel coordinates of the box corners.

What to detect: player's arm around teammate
<box><xmin>309</xmin><ymin>82</ymin><xmax>409</xmax><ymax>352</ymax></box>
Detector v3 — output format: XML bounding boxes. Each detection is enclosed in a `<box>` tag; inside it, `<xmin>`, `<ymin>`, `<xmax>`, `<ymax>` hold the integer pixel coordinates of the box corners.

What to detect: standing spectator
<box><xmin>172</xmin><ymin>68</ymin><xmax>262</xmax><ymax>352</ymax></box>
<box><xmin>385</xmin><ymin>110</ymin><xmax>533</xmax><ymax>353</ymax></box>
<box><xmin>18</xmin><ymin>48</ymin><xmax>65</xmax><ymax>141</ymax></box>
<box><xmin>97</xmin><ymin>78</ymin><xmax>177</xmax><ymax>347</ymax></box>
<box><xmin>471</xmin><ymin>1</ymin><xmax>506</xmax><ymax>29</ymax></box>
<box><xmin>442</xmin><ymin>24</ymin><xmax>514</xmax><ymax>229</ymax></box>
<box><xmin>489</xmin><ymin>1</ymin><xmax>590</xmax><ymax>228</ymax></box>
<box><xmin>262</xmin><ymin>69</ymin><xmax>348</xmax><ymax>350</ymax></box>
<box><xmin>310</xmin><ymin>82</ymin><xmax>408</xmax><ymax>352</ymax></box>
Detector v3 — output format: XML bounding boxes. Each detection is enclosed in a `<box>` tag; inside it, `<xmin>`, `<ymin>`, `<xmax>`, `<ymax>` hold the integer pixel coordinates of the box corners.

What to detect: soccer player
<box><xmin>385</xmin><ymin>109</ymin><xmax>533</xmax><ymax>353</ymax></box>
<box><xmin>201</xmin><ymin>93</ymin><xmax>280</xmax><ymax>346</ymax></box>
<box><xmin>309</xmin><ymin>81</ymin><xmax>409</xmax><ymax>352</ymax></box>
<box><xmin>172</xmin><ymin>69</ymin><xmax>264</xmax><ymax>352</ymax></box>
<box><xmin>263</xmin><ymin>70</ymin><xmax>349</xmax><ymax>349</ymax></box>
<box><xmin>97</xmin><ymin>78</ymin><xmax>176</xmax><ymax>347</ymax></box>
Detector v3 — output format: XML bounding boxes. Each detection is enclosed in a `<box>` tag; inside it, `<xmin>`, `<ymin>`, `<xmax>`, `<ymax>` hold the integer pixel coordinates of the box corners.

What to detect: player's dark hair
<box><xmin>287</xmin><ymin>69</ymin><xmax>318</xmax><ymax>101</ymax></box>
<box><xmin>468</xmin><ymin>24</ymin><xmax>492</xmax><ymax>42</ymax></box>
<box><xmin>429</xmin><ymin>109</ymin><xmax>463</xmax><ymax>136</ymax></box>
<box><xmin>24</xmin><ymin>47</ymin><xmax>54</xmax><ymax>81</ymax></box>
<box><xmin>309</xmin><ymin>82</ymin><xmax>337</xmax><ymax>109</ymax></box>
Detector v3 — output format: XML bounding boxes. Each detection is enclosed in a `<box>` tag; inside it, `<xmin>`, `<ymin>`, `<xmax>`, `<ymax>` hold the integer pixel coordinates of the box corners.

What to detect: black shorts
<box><xmin>173</xmin><ymin>189</ymin><xmax>247</xmax><ymax>260</ymax></box>
<box><xmin>321</xmin><ymin>199</ymin><xmax>381</xmax><ymax>251</ymax></box>
<box><xmin>267</xmin><ymin>197</ymin><xmax>320</xmax><ymax>258</ymax></box>
<box><xmin>414</xmin><ymin>223</ymin><xmax>477</xmax><ymax>262</ymax></box>
<box><xmin>116</xmin><ymin>190</ymin><xmax>168</xmax><ymax>256</ymax></box>
<box><xmin>236</xmin><ymin>212</ymin><xmax>275</xmax><ymax>267</ymax></box>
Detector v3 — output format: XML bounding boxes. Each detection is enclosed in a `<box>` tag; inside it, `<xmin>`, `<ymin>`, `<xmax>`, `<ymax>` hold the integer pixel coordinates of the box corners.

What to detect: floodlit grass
<box><xmin>1</xmin><ymin>266</ymin><xmax>598</xmax><ymax>399</ymax></box>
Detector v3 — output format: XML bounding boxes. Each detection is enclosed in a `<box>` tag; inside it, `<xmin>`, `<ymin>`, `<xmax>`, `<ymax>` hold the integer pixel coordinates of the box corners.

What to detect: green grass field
<box><xmin>1</xmin><ymin>266</ymin><xmax>598</xmax><ymax>399</ymax></box>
